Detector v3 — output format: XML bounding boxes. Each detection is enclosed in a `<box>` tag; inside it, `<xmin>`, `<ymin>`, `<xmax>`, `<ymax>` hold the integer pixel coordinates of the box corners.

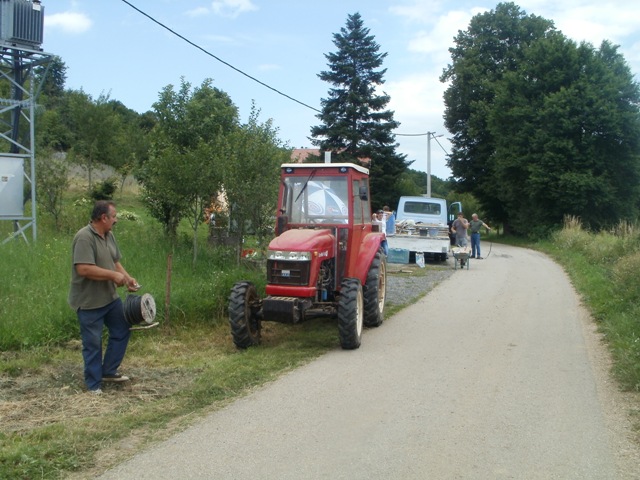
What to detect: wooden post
<box><xmin>164</xmin><ymin>253</ymin><xmax>172</xmax><ymax>326</ymax></box>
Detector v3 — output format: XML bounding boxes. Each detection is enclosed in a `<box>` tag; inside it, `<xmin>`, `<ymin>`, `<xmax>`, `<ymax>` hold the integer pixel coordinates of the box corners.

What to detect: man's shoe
<box><xmin>90</xmin><ymin>388</ymin><xmax>103</xmax><ymax>395</ymax></box>
<box><xmin>103</xmin><ymin>373</ymin><xmax>130</xmax><ymax>383</ymax></box>
<box><xmin>477</xmin><ymin>257</ymin><xmax>483</xmax><ymax>260</ymax></box>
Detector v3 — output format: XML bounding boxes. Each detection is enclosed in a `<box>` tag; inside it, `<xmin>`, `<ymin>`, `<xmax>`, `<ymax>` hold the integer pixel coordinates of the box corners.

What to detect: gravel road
<box><xmin>99</xmin><ymin>244</ymin><xmax>639</xmax><ymax>479</ymax></box>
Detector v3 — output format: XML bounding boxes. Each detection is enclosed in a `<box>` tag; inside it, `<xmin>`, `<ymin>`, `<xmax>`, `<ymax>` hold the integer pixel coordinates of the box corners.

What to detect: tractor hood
<box><xmin>269</xmin><ymin>228</ymin><xmax>335</xmax><ymax>258</ymax></box>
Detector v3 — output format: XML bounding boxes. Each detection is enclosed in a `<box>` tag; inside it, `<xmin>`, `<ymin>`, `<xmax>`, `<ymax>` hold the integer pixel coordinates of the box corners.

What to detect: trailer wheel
<box><xmin>364</xmin><ymin>250</ymin><xmax>386</xmax><ymax>327</ymax></box>
<box><xmin>338</xmin><ymin>278</ymin><xmax>364</xmax><ymax>350</ymax></box>
<box><xmin>228</xmin><ymin>281</ymin><xmax>261</xmax><ymax>349</ymax></box>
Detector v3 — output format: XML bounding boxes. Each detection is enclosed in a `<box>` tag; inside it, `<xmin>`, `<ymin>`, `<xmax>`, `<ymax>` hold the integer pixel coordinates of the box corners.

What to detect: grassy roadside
<box><xmin>1</xmin><ymin>320</ymin><xmax>340</xmax><ymax>479</ymax></box>
<box><xmin>2</xmin><ymin>208</ymin><xmax>639</xmax><ymax>478</ymax></box>
<box><xmin>0</xmin><ymin>250</ymin><xmax>441</xmax><ymax>480</ymax></box>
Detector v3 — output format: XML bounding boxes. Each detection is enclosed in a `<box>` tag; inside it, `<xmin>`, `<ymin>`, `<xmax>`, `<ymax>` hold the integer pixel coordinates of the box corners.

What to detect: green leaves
<box><xmin>142</xmin><ymin>78</ymin><xmax>238</xmax><ymax>241</ymax></box>
<box><xmin>221</xmin><ymin>103</ymin><xmax>288</xmax><ymax>253</ymax></box>
<box><xmin>442</xmin><ymin>2</ymin><xmax>640</xmax><ymax>235</ymax></box>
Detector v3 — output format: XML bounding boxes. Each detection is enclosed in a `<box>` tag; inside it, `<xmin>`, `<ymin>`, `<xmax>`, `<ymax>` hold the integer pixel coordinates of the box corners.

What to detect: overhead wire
<box><xmin>120</xmin><ymin>0</ymin><xmax>443</xmax><ymax>142</ymax></box>
<box><xmin>120</xmin><ymin>0</ymin><xmax>321</xmax><ymax>113</ymax></box>
<box><xmin>396</xmin><ymin>132</ymin><xmax>450</xmax><ymax>156</ymax></box>
<box><xmin>432</xmin><ymin>135</ymin><xmax>449</xmax><ymax>155</ymax></box>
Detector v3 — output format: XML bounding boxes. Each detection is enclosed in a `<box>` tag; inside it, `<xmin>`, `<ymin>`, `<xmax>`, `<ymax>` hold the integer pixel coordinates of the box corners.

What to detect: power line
<box><xmin>432</xmin><ymin>135</ymin><xmax>449</xmax><ymax>155</ymax></box>
<box><xmin>120</xmin><ymin>0</ymin><xmax>448</xmax><ymax>150</ymax></box>
<box><xmin>120</xmin><ymin>0</ymin><xmax>321</xmax><ymax>113</ymax></box>
<box><xmin>397</xmin><ymin>131</ymin><xmax>450</xmax><ymax>156</ymax></box>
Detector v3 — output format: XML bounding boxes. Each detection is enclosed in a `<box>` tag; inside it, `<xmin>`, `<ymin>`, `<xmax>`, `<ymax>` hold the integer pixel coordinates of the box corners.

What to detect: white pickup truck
<box><xmin>387</xmin><ymin>196</ymin><xmax>462</xmax><ymax>262</ymax></box>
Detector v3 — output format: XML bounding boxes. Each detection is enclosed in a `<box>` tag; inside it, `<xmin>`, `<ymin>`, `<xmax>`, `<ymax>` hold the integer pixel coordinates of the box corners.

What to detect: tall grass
<box><xmin>0</xmin><ymin>194</ymin><xmax>341</xmax><ymax>479</ymax></box>
<box><xmin>0</xmin><ymin>199</ymin><xmax>263</xmax><ymax>351</ymax></box>
<box><xmin>544</xmin><ymin>215</ymin><xmax>640</xmax><ymax>391</ymax></box>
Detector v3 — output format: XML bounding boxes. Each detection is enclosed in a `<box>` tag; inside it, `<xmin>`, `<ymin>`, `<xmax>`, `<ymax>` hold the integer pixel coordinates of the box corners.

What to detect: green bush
<box><xmin>611</xmin><ymin>251</ymin><xmax>640</xmax><ymax>304</ymax></box>
<box><xmin>551</xmin><ymin>215</ymin><xmax>591</xmax><ymax>252</ymax></box>
<box><xmin>90</xmin><ymin>177</ymin><xmax>117</xmax><ymax>201</ymax></box>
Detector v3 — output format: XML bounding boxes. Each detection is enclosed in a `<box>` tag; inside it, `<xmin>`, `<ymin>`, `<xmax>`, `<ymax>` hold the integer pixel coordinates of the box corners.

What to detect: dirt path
<box><xmin>99</xmin><ymin>244</ymin><xmax>639</xmax><ymax>479</ymax></box>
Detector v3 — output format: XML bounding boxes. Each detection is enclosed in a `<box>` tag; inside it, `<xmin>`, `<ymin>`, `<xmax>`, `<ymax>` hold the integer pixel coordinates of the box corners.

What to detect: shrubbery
<box><xmin>550</xmin><ymin>215</ymin><xmax>640</xmax><ymax>391</ymax></box>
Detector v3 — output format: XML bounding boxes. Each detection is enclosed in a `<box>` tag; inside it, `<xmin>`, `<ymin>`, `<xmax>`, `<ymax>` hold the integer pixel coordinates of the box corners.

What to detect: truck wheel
<box><xmin>228</xmin><ymin>281</ymin><xmax>261</xmax><ymax>349</ymax></box>
<box><xmin>364</xmin><ymin>250</ymin><xmax>386</xmax><ymax>327</ymax></box>
<box><xmin>338</xmin><ymin>278</ymin><xmax>364</xmax><ymax>350</ymax></box>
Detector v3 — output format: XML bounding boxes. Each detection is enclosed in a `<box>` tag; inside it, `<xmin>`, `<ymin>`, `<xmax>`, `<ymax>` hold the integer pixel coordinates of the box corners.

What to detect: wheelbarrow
<box><xmin>451</xmin><ymin>247</ymin><xmax>471</xmax><ymax>270</ymax></box>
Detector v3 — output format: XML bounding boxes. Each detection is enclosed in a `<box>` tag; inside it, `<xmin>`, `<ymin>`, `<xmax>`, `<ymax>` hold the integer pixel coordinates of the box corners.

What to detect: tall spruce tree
<box><xmin>311</xmin><ymin>12</ymin><xmax>409</xmax><ymax>208</ymax></box>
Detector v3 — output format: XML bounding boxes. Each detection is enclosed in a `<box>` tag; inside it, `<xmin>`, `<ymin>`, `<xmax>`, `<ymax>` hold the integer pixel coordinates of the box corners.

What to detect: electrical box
<box><xmin>0</xmin><ymin>0</ymin><xmax>44</xmax><ymax>49</ymax></box>
<box><xmin>0</xmin><ymin>156</ymin><xmax>24</xmax><ymax>217</ymax></box>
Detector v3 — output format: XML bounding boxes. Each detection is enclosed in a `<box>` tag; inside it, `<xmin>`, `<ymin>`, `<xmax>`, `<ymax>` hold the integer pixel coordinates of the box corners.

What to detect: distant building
<box><xmin>291</xmin><ymin>148</ymin><xmax>322</xmax><ymax>163</ymax></box>
<box><xmin>290</xmin><ymin>148</ymin><xmax>370</xmax><ymax>165</ymax></box>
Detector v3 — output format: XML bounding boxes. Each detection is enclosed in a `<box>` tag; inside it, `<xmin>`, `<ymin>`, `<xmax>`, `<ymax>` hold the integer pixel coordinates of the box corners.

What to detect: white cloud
<box><xmin>407</xmin><ymin>10</ymin><xmax>471</xmax><ymax>57</ymax></box>
<box><xmin>388</xmin><ymin>2</ymin><xmax>436</xmax><ymax>22</ymax></box>
<box><xmin>526</xmin><ymin>1</ymin><xmax>638</xmax><ymax>45</ymax></box>
<box><xmin>210</xmin><ymin>0</ymin><xmax>258</xmax><ymax>19</ymax></box>
<box><xmin>387</xmin><ymin>72</ymin><xmax>446</xmax><ymax>122</ymax></box>
<box><xmin>45</xmin><ymin>12</ymin><xmax>92</xmax><ymax>34</ymax></box>
<box><xmin>390</xmin><ymin>4</ymin><xmax>490</xmax><ymax>68</ymax></box>
<box><xmin>385</xmin><ymin>72</ymin><xmax>452</xmax><ymax>177</ymax></box>
<box><xmin>185</xmin><ymin>7</ymin><xmax>210</xmax><ymax>18</ymax></box>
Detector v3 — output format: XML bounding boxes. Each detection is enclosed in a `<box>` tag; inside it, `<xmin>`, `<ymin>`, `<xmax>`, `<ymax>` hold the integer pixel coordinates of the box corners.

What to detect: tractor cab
<box><xmin>276</xmin><ymin>163</ymin><xmax>370</xmax><ymax>231</ymax></box>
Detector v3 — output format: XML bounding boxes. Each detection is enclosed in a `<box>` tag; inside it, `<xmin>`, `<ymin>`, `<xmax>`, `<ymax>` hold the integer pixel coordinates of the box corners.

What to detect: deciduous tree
<box><xmin>140</xmin><ymin>78</ymin><xmax>238</xmax><ymax>263</ymax></box>
<box><xmin>222</xmin><ymin>104</ymin><xmax>289</xmax><ymax>256</ymax></box>
<box><xmin>441</xmin><ymin>2</ymin><xmax>640</xmax><ymax>235</ymax></box>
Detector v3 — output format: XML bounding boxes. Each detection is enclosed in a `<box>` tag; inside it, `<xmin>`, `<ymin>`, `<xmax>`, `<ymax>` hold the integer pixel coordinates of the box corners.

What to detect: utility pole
<box><xmin>426</xmin><ymin>132</ymin><xmax>443</xmax><ymax>198</ymax></box>
<box><xmin>426</xmin><ymin>132</ymin><xmax>433</xmax><ymax>197</ymax></box>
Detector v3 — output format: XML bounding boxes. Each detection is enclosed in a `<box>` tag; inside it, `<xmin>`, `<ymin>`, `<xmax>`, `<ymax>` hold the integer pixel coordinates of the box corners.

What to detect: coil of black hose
<box><xmin>124</xmin><ymin>295</ymin><xmax>145</xmax><ymax>326</ymax></box>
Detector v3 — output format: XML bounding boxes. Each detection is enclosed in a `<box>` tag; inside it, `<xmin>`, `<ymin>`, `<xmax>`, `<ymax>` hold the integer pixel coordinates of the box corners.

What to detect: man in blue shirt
<box><xmin>383</xmin><ymin>205</ymin><xmax>396</xmax><ymax>236</ymax></box>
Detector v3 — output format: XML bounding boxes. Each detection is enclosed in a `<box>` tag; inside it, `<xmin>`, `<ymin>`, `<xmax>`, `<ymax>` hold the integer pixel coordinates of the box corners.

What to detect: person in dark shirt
<box><xmin>468</xmin><ymin>213</ymin><xmax>491</xmax><ymax>259</ymax></box>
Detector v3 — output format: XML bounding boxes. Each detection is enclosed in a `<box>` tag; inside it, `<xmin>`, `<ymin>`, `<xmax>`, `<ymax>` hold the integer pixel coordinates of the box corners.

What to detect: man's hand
<box><xmin>126</xmin><ymin>277</ymin><xmax>141</xmax><ymax>292</ymax></box>
<box><xmin>113</xmin><ymin>272</ymin><xmax>127</xmax><ymax>287</ymax></box>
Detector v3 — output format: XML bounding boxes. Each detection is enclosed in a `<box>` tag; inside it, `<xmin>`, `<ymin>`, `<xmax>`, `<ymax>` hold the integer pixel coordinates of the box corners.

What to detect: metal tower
<box><xmin>0</xmin><ymin>0</ymin><xmax>51</xmax><ymax>244</ymax></box>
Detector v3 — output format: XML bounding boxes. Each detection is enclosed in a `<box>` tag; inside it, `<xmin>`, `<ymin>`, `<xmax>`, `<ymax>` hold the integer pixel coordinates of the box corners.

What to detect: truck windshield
<box><xmin>282</xmin><ymin>176</ymin><xmax>349</xmax><ymax>224</ymax></box>
<box><xmin>404</xmin><ymin>201</ymin><xmax>441</xmax><ymax>215</ymax></box>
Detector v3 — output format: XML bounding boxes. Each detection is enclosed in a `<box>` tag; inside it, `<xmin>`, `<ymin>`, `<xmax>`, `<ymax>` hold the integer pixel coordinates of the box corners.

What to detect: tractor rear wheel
<box><xmin>228</xmin><ymin>281</ymin><xmax>261</xmax><ymax>349</ymax></box>
<box><xmin>364</xmin><ymin>250</ymin><xmax>386</xmax><ymax>327</ymax></box>
<box><xmin>338</xmin><ymin>278</ymin><xmax>364</xmax><ymax>349</ymax></box>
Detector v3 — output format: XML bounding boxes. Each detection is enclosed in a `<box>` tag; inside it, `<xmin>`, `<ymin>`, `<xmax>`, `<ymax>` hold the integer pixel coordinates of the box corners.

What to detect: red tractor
<box><xmin>229</xmin><ymin>162</ymin><xmax>387</xmax><ymax>349</ymax></box>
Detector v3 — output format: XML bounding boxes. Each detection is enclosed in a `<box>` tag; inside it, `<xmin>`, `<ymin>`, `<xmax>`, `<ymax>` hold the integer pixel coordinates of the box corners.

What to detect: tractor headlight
<box><xmin>268</xmin><ymin>250</ymin><xmax>312</xmax><ymax>261</ymax></box>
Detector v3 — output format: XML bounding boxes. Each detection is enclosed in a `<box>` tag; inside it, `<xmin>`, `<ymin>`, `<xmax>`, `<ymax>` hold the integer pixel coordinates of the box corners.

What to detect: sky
<box><xmin>41</xmin><ymin>0</ymin><xmax>640</xmax><ymax>180</ymax></box>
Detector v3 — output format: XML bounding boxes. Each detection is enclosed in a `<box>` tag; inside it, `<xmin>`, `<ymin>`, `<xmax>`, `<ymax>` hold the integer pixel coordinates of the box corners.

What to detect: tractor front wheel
<box><xmin>364</xmin><ymin>250</ymin><xmax>386</xmax><ymax>328</ymax></box>
<box><xmin>228</xmin><ymin>281</ymin><xmax>261</xmax><ymax>349</ymax></box>
<box><xmin>338</xmin><ymin>278</ymin><xmax>364</xmax><ymax>350</ymax></box>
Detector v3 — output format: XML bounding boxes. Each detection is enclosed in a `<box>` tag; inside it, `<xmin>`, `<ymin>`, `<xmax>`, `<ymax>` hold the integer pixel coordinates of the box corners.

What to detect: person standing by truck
<box><xmin>372</xmin><ymin>209</ymin><xmax>388</xmax><ymax>255</ymax></box>
<box><xmin>469</xmin><ymin>213</ymin><xmax>491</xmax><ymax>259</ymax></box>
<box><xmin>383</xmin><ymin>205</ymin><xmax>395</xmax><ymax>236</ymax></box>
<box><xmin>451</xmin><ymin>212</ymin><xmax>470</xmax><ymax>247</ymax></box>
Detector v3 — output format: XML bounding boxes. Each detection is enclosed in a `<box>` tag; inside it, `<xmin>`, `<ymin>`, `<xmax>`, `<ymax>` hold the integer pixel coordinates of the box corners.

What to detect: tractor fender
<box><xmin>352</xmin><ymin>232</ymin><xmax>385</xmax><ymax>283</ymax></box>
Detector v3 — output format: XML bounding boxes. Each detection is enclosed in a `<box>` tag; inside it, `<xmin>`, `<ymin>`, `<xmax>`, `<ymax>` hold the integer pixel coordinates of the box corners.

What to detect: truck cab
<box><xmin>396</xmin><ymin>196</ymin><xmax>448</xmax><ymax>224</ymax></box>
<box><xmin>388</xmin><ymin>196</ymin><xmax>462</xmax><ymax>262</ymax></box>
